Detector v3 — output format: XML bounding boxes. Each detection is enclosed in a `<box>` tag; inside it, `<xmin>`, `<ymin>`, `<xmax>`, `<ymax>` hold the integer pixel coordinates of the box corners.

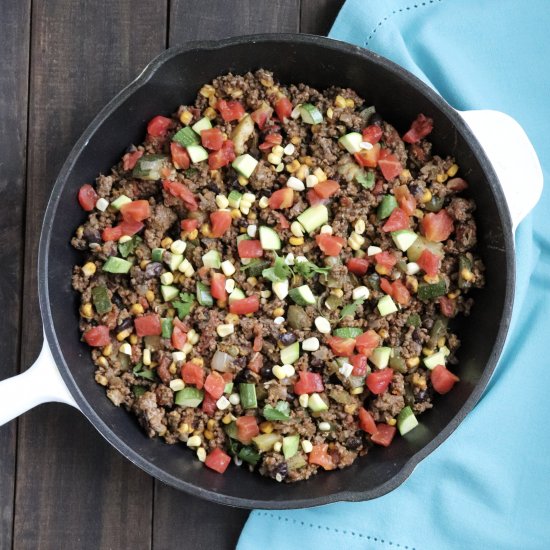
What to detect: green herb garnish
<box><xmin>133</xmin><ymin>362</ymin><xmax>156</xmax><ymax>381</ymax></box>
<box><xmin>293</xmin><ymin>260</ymin><xmax>332</xmax><ymax>279</ymax></box>
<box><xmin>172</xmin><ymin>292</ymin><xmax>195</xmax><ymax>319</ymax></box>
<box><xmin>118</xmin><ymin>235</ymin><xmax>142</xmax><ymax>258</ymax></box>
<box><xmin>262</xmin><ymin>400</ymin><xmax>291</xmax><ymax>421</ymax></box>
<box><xmin>356</xmin><ymin>170</ymin><xmax>375</xmax><ymax>189</ymax></box>
<box><xmin>184</xmin><ymin>167</ymin><xmax>199</xmax><ymax>178</ymax></box>
<box><xmin>238</xmin><ymin>446</ymin><xmax>261</xmax><ymax>466</ymax></box>
<box><xmin>340</xmin><ymin>298</ymin><xmax>365</xmax><ymax>319</ymax></box>
<box><xmin>262</xmin><ymin>255</ymin><xmax>293</xmax><ymax>283</ymax></box>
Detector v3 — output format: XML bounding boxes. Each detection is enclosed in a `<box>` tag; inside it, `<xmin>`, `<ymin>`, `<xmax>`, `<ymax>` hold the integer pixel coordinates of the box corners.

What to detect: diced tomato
<box><xmin>315</xmin><ymin>234</ymin><xmax>345</xmax><ymax>256</ymax></box>
<box><xmin>201</xmin><ymin>127</ymin><xmax>224</xmax><ymax>151</ymax></box>
<box><xmin>120</xmin><ymin>200</ymin><xmax>150</xmax><ymax>223</ymax></box>
<box><xmin>313</xmin><ymin>179</ymin><xmax>340</xmax><ymax>199</ymax></box>
<box><xmin>431</xmin><ymin>364</ymin><xmax>459</xmax><ymax>394</ymax></box>
<box><xmin>371</xmin><ymin>423</ymin><xmax>397</xmax><ymax>446</ymax></box>
<box><xmin>171</xmin><ymin>326</ymin><xmax>187</xmax><ymax>350</ymax></box>
<box><xmin>394</xmin><ymin>185</ymin><xmax>417</xmax><ymax>216</ymax></box>
<box><xmin>216</xmin><ymin>99</ymin><xmax>245</xmax><ymax>122</ymax></box>
<box><xmin>208</xmin><ymin>139</ymin><xmax>236</xmax><ymax>169</ymax></box>
<box><xmin>102</xmin><ymin>219</ymin><xmax>144</xmax><ymax>242</ymax></box>
<box><xmin>391</xmin><ymin>280</ymin><xmax>411</xmax><ymax>306</ymax></box>
<box><xmin>229</xmin><ymin>295</ymin><xmax>260</xmax><ymax>315</ymax></box>
<box><xmin>372</xmin><ymin>179</ymin><xmax>385</xmax><ymax>195</ymax></box>
<box><xmin>366</xmin><ymin>368</ymin><xmax>393</xmax><ymax>395</ymax></box>
<box><xmin>326</xmin><ymin>336</ymin><xmax>356</xmax><ymax>357</ymax></box>
<box><xmin>293</xmin><ymin>371</ymin><xmax>324</xmax><ymax>395</ymax></box>
<box><xmin>402</xmin><ymin>114</ymin><xmax>434</xmax><ymax>144</ymax></box>
<box><xmin>274</xmin><ymin>97</ymin><xmax>293</xmax><ymax>122</ymax></box>
<box><xmin>102</xmin><ymin>226</ymin><xmax>122</xmax><ymax>242</ymax></box>
<box><xmin>210</xmin><ymin>210</ymin><xmax>232</xmax><ymax>238</ymax></box>
<box><xmin>380</xmin><ymin>277</ymin><xmax>393</xmax><ymax>295</ymax></box>
<box><xmin>355</xmin><ymin>330</ymin><xmax>380</xmax><ymax>356</ymax></box>
<box><xmin>204</xmin><ymin>371</ymin><xmax>226</xmax><ymax>400</ymax></box>
<box><xmin>374</xmin><ymin>250</ymin><xmax>397</xmax><ymax>272</ymax></box>
<box><xmin>162</xmin><ymin>179</ymin><xmax>198</xmax><ymax>211</ymax></box>
<box><xmin>134</xmin><ymin>313</ymin><xmax>161</xmax><ymax>337</ymax></box>
<box><xmin>248</xmin><ymin>352</ymin><xmax>263</xmax><ymax>373</ymax></box>
<box><xmin>180</xmin><ymin>218</ymin><xmax>199</xmax><ymax>232</ymax></box>
<box><xmin>122</xmin><ymin>150</ymin><xmax>143</xmax><ymax>171</ymax></box>
<box><xmin>258</xmin><ymin>133</ymin><xmax>282</xmax><ymax>151</ymax></box>
<box><xmin>354</xmin><ymin>143</ymin><xmax>380</xmax><ymax>168</ymax></box>
<box><xmin>362</xmin><ymin>125</ymin><xmax>383</xmax><ymax>144</ymax></box>
<box><xmin>236</xmin><ymin>415</ymin><xmax>259</xmax><ymax>444</ymax></box>
<box><xmin>238</xmin><ymin>239</ymin><xmax>263</xmax><ymax>258</ymax></box>
<box><xmin>447</xmin><ymin>177</ymin><xmax>468</xmax><ymax>192</ymax></box>
<box><xmin>251</xmin><ymin>103</ymin><xmax>273</xmax><ymax>129</ymax></box>
<box><xmin>350</xmin><ymin>354</ymin><xmax>368</xmax><ymax>376</ymax></box>
<box><xmin>307</xmin><ymin>189</ymin><xmax>326</xmax><ymax>206</ymax></box>
<box><xmin>346</xmin><ymin>257</ymin><xmax>369</xmax><ymax>276</ymax></box>
<box><xmin>273</xmin><ymin>212</ymin><xmax>290</xmax><ymax>229</ymax></box>
<box><xmin>421</xmin><ymin>210</ymin><xmax>454</xmax><ymax>242</ymax></box>
<box><xmin>308</xmin><ymin>444</ymin><xmax>335</xmax><ymax>470</ymax></box>
<box><xmin>78</xmin><ymin>184</ymin><xmax>98</xmax><ymax>211</ymax></box>
<box><xmin>358</xmin><ymin>407</ymin><xmax>377</xmax><ymax>435</ymax></box>
<box><xmin>377</xmin><ymin>149</ymin><xmax>403</xmax><ymax>181</ymax></box>
<box><xmin>222</xmin><ymin>372</ymin><xmax>233</xmax><ymax>383</ymax></box>
<box><xmin>202</xmin><ymin>392</ymin><xmax>217</xmax><ymax>416</ymax></box>
<box><xmin>83</xmin><ymin>325</ymin><xmax>110</xmax><ymax>347</ymax></box>
<box><xmin>268</xmin><ymin>188</ymin><xmax>294</xmax><ymax>209</ymax></box>
<box><xmin>253</xmin><ymin>335</ymin><xmax>263</xmax><ymax>352</ymax></box>
<box><xmin>417</xmin><ymin>249</ymin><xmax>441</xmax><ymax>277</ymax></box>
<box><xmin>439</xmin><ymin>296</ymin><xmax>456</xmax><ymax>318</ymax></box>
<box><xmin>210</xmin><ymin>273</ymin><xmax>227</xmax><ymax>301</ymax></box>
<box><xmin>382</xmin><ymin>208</ymin><xmax>409</xmax><ymax>232</ymax></box>
<box><xmin>172</xmin><ymin>317</ymin><xmax>189</xmax><ymax>333</ymax></box>
<box><xmin>147</xmin><ymin>115</ymin><xmax>172</xmax><ymax>138</ymax></box>
<box><xmin>181</xmin><ymin>361</ymin><xmax>204</xmax><ymax>389</ymax></box>
<box><xmin>170</xmin><ymin>142</ymin><xmax>190</xmax><ymax>169</ymax></box>
<box><xmin>204</xmin><ymin>447</ymin><xmax>231</xmax><ymax>474</ymax></box>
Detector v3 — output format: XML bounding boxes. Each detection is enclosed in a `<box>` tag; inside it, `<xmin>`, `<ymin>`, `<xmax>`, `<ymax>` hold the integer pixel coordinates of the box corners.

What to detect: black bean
<box><xmin>260</xmin><ymin>365</ymin><xmax>273</xmax><ymax>379</ymax></box>
<box><xmin>144</xmin><ymin>262</ymin><xmax>163</xmax><ymax>279</ymax></box>
<box><xmin>207</xmin><ymin>183</ymin><xmax>220</xmax><ymax>194</ymax></box>
<box><xmin>83</xmin><ymin>227</ymin><xmax>102</xmax><ymax>244</ymax></box>
<box><xmin>368</xmin><ymin>112</ymin><xmax>384</xmax><ymax>126</ymax></box>
<box><xmin>116</xmin><ymin>317</ymin><xmax>133</xmax><ymax>332</ymax></box>
<box><xmin>112</xmin><ymin>293</ymin><xmax>124</xmax><ymax>309</ymax></box>
<box><xmin>412</xmin><ymin>329</ymin><xmax>423</xmax><ymax>344</ymax></box>
<box><xmin>271</xmin><ymin>461</ymin><xmax>288</xmax><ymax>479</ymax></box>
<box><xmin>279</xmin><ymin>333</ymin><xmax>297</xmax><ymax>346</ymax></box>
<box><xmin>346</xmin><ymin>436</ymin><xmax>362</xmax><ymax>450</ymax></box>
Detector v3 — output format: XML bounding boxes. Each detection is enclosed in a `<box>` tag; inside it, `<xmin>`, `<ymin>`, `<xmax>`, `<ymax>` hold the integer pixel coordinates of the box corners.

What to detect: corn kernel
<box><xmin>179</xmin><ymin>110</ymin><xmax>193</xmax><ymax>125</ymax></box>
<box><xmin>406</xmin><ymin>275</ymin><xmax>419</xmax><ymax>293</ymax></box>
<box><xmin>168</xmin><ymin>362</ymin><xmax>177</xmax><ymax>375</ymax></box>
<box><xmin>289</xmin><ymin>236</ymin><xmax>304</xmax><ymax>246</ymax></box>
<box><xmin>414</xmin><ymin>208</ymin><xmax>424</xmax><ymax>219</ymax></box>
<box><xmin>145</xmin><ymin>290</ymin><xmax>155</xmax><ymax>302</ymax></box>
<box><xmin>246</xmin><ymin>276</ymin><xmax>258</xmax><ymax>287</ymax></box>
<box><xmin>300</xmin><ymin>155</ymin><xmax>315</xmax><ymax>167</ymax></box>
<box><xmin>80</xmin><ymin>303</ymin><xmax>93</xmax><ymax>319</ymax></box>
<box><xmin>215</xmin><ymin>194</ymin><xmax>229</xmax><ymax>209</ymax></box>
<box><xmin>166</xmin><ymin>308</ymin><xmax>176</xmax><ymax>318</ymax></box>
<box><xmin>290</xmin><ymin>221</ymin><xmax>304</xmax><ymax>238</ymax></box>
<box><xmin>139</xmin><ymin>260</ymin><xmax>150</xmax><ymax>270</ymax></box>
<box><xmin>345</xmin><ymin>98</ymin><xmax>355</xmax><ymax>108</ymax></box>
<box><xmin>201</xmin><ymin>107</ymin><xmax>215</xmax><ymax>121</ymax></box>
<box><xmin>326</xmin><ymin>107</ymin><xmax>334</xmax><ymax>119</ymax></box>
<box><xmin>178</xmin><ymin>422</ymin><xmax>190</xmax><ymax>434</ymax></box>
<box><xmin>82</xmin><ymin>262</ymin><xmax>96</xmax><ymax>277</ymax></box>
<box><xmin>354</xmin><ymin>219</ymin><xmax>366</xmax><ymax>235</ymax></box>
<box><xmin>447</xmin><ymin>164</ymin><xmax>459</xmax><ymax>177</ymax></box>
<box><xmin>96</xmin><ymin>357</ymin><xmax>109</xmax><ymax>369</ymax></box>
<box><xmin>191</xmin><ymin>357</ymin><xmax>204</xmax><ymax>367</ymax></box>
<box><xmin>378</xmin><ymin>328</ymin><xmax>389</xmax><ymax>339</ymax></box>
<box><xmin>260</xmin><ymin>422</ymin><xmax>274</xmax><ymax>434</ymax></box>
<box><xmin>142</xmin><ymin>348</ymin><xmax>151</xmax><ymax>366</ymax></box>
<box><xmin>313</xmin><ymin>167</ymin><xmax>327</xmax><ymax>182</ymax></box>
<box><xmin>160</xmin><ymin>272</ymin><xmax>174</xmax><ymax>286</ymax></box>
<box><xmin>273</xmin><ymin>307</ymin><xmax>285</xmax><ymax>318</ymax></box>
<box><xmin>407</xmin><ymin>357</ymin><xmax>420</xmax><ymax>368</ymax></box>
<box><xmin>437</xmin><ymin>336</ymin><xmax>447</xmax><ymax>348</ymax></box>
<box><xmin>461</xmin><ymin>268</ymin><xmax>475</xmax><ymax>282</ymax></box>
<box><xmin>447</xmin><ymin>290</ymin><xmax>460</xmax><ymax>299</ymax></box>
<box><xmin>286</xmin><ymin>159</ymin><xmax>300</xmax><ymax>173</ymax></box>
<box><xmin>76</xmin><ymin>226</ymin><xmax>84</xmax><ymax>239</ymax></box>
<box><xmin>412</xmin><ymin>372</ymin><xmax>427</xmax><ymax>389</ymax></box>
<box><xmin>95</xmin><ymin>373</ymin><xmax>108</xmax><ymax>386</ymax></box>
<box><xmin>230</xmin><ymin>208</ymin><xmax>241</xmax><ymax>220</ymax></box>
<box><xmin>290</xmin><ymin>135</ymin><xmax>301</xmax><ymax>145</ymax></box>
<box><xmin>387</xmin><ymin>418</ymin><xmax>397</xmax><ymax>426</ymax></box>
<box><xmin>222</xmin><ymin>414</ymin><xmax>233</xmax><ymax>425</ymax></box>
<box><xmin>225</xmin><ymin>313</ymin><xmax>239</xmax><ymax>325</ymax></box>
<box><xmin>436</xmin><ymin>173</ymin><xmax>448</xmax><ymax>183</ymax></box>
<box><xmin>217</xmin><ymin>324</ymin><xmax>234</xmax><ymax>337</ymax></box>
<box><xmin>330</xmin><ymin>288</ymin><xmax>344</xmax><ymax>298</ymax></box>
<box><xmin>102</xmin><ymin>344</ymin><xmax>112</xmax><ymax>357</ymax></box>
<box><xmin>116</xmin><ymin>328</ymin><xmax>132</xmax><ymax>342</ymax></box>
<box><xmin>238</xmin><ymin>175</ymin><xmax>249</xmax><ymax>186</ymax></box>
<box><xmin>199</xmin><ymin>84</ymin><xmax>216</xmax><ymax>98</ymax></box>
<box><xmin>421</xmin><ymin>190</ymin><xmax>432</xmax><ymax>203</ymax></box>
<box><xmin>422</xmin><ymin>347</ymin><xmax>434</xmax><ymax>356</ymax></box>
<box><xmin>187</xmin><ymin>435</ymin><xmax>202</xmax><ymax>448</ymax></box>
<box><xmin>200</xmin><ymin>223</ymin><xmax>212</xmax><ymax>236</ymax></box>
<box><xmin>130</xmin><ymin>303</ymin><xmax>144</xmax><ymax>316</ymax></box>
<box><xmin>334</xmin><ymin>95</ymin><xmax>347</xmax><ymax>108</ymax></box>
<box><xmin>348</xmin><ymin>231</ymin><xmax>365</xmax><ymax>250</ymax></box>
<box><xmin>295</xmin><ymin>164</ymin><xmax>309</xmax><ymax>181</ymax></box>
<box><xmin>351</xmin><ymin>387</ymin><xmax>364</xmax><ymax>395</ymax></box>
<box><xmin>204</xmin><ymin>430</ymin><xmax>215</xmax><ymax>440</ymax></box>
<box><xmin>423</xmin><ymin>274</ymin><xmax>440</xmax><ymax>284</ymax></box>
<box><xmin>160</xmin><ymin>237</ymin><xmax>173</xmax><ymax>248</ymax></box>
<box><xmin>400</xmin><ymin>169</ymin><xmax>412</xmax><ymax>183</ymax></box>
<box><xmin>129</xmin><ymin>334</ymin><xmax>138</xmax><ymax>345</ymax></box>
<box><xmin>119</xmin><ymin>342</ymin><xmax>132</xmax><ymax>355</ymax></box>
<box><xmin>258</xmin><ymin>196</ymin><xmax>269</xmax><ymax>209</ymax></box>
<box><xmin>207</xmin><ymin>419</ymin><xmax>216</xmax><ymax>431</ymax></box>
<box><xmin>344</xmin><ymin>404</ymin><xmax>357</xmax><ymax>414</ymax></box>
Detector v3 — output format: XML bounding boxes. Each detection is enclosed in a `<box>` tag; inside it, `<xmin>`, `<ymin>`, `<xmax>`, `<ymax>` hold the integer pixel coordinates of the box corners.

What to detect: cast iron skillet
<box><xmin>40</xmin><ymin>34</ymin><xmax>515</xmax><ymax>509</ymax></box>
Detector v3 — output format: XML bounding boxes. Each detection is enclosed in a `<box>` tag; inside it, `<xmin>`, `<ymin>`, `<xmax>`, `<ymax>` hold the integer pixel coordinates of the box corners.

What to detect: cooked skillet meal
<box><xmin>72</xmin><ymin>70</ymin><xmax>484</xmax><ymax>481</ymax></box>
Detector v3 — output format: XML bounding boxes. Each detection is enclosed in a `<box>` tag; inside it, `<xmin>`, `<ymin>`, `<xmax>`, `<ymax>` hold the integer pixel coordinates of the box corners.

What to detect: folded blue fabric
<box><xmin>238</xmin><ymin>1</ymin><xmax>549</xmax><ymax>548</ymax></box>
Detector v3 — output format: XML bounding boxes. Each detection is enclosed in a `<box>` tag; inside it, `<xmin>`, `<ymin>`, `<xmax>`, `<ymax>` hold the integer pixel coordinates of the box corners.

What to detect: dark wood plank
<box><xmin>14</xmin><ymin>2</ymin><xmax>168</xmax><ymax>549</ymax></box>
<box><xmin>151</xmin><ymin>2</ymin><xmax>301</xmax><ymax>549</ymax></box>
<box><xmin>300</xmin><ymin>0</ymin><xmax>345</xmax><ymax>35</ymax></box>
<box><xmin>0</xmin><ymin>1</ymin><xmax>31</xmax><ymax>548</ymax></box>
<box><xmin>169</xmin><ymin>0</ymin><xmax>301</xmax><ymax>43</ymax></box>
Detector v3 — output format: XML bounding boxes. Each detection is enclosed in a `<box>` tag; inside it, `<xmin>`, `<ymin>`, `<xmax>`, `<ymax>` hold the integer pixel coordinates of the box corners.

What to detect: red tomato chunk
<box><xmin>236</xmin><ymin>416</ymin><xmax>259</xmax><ymax>444</ymax></box>
<box><xmin>229</xmin><ymin>296</ymin><xmax>260</xmax><ymax>315</ymax></box>
<box><xmin>431</xmin><ymin>365</ymin><xmax>459</xmax><ymax>394</ymax></box>
<box><xmin>366</xmin><ymin>368</ymin><xmax>393</xmax><ymax>395</ymax></box>
<box><xmin>371</xmin><ymin>423</ymin><xmax>397</xmax><ymax>447</ymax></box>
<box><xmin>78</xmin><ymin>184</ymin><xmax>98</xmax><ymax>211</ymax></box>
<box><xmin>181</xmin><ymin>361</ymin><xmax>204</xmax><ymax>389</ymax></box>
<box><xmin>293</xmin><ymin>372</ymin><xmax>324</xmax><ymax>395</ymax></box>
<box><xmin>402</xmin><ymin>114</ymin><xmax>434</xmax><ymax>144</ymax></box>
<box><xmin>358</xmin><ymin>407</ymin><xmax>377</xmax><ymax>435</ymax></box>
<box><xmin>204</xmin><ymin>372</ymin><xmax>226</xmax><ymax>400</ymax></box>
<box><xmin>147</xmin><ymin>115</ymin><xmax>172</xmax><ymax>137</ymax></box>
<box><xmin>134</xmin><ymin>314</ymin><xmax>161</xmax><ymax>337</ymax></box>
<box><xmin>205</xmin><ymin>448</ymin><xmax>231</xmax><ymax>474</ymax></box>
<box><xmin>83</xmin><ymin>325</ymin><xmax>110</xmax><ymax>347</ymax></box>
<box><xmin>238</xmin><ymin>239</ymin><xmax>263</xmax><ymax>258</ymax></box>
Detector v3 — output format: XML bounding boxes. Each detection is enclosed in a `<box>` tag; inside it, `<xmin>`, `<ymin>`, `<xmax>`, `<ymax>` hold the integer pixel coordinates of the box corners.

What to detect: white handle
<box><xmin>458</xmin><ymin>109</ymin><xmax>543</xmax><ymax>231</ymax></box>
<box><xmin>0</xmin><ymin>334</ymin><xmax>78</xmax><ymax>426</ymax></box>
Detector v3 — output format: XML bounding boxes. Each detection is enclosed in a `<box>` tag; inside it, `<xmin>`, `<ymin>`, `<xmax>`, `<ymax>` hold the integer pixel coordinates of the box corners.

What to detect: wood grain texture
<box><xmin>14</xmin><ymin>2</ymin><xmax>167</xmax><ymax>549</ymax></box>
<box><xmin>169</xmin><ymin>0</ymin><xmax>301</xmax><ymax>44</ymax></box>
<box><xmin>0</xmin><ymin>2</ymin><xmax>31</xmax><ymax>548</ymax></box>
<box><xmin>300</xmin><ymin>0</ymin><xmax>345</xmax><ymax>35</ymax></box>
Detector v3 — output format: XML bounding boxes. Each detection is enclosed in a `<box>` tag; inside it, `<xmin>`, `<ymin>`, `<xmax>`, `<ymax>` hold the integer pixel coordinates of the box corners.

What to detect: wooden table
<box><xmin>0</xmin><ymin>1</ymin><xmax>344</xmax><ymax>548</ymax></box>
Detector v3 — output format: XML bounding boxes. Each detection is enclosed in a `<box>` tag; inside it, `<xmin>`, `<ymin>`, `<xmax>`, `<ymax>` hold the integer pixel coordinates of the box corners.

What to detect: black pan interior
<box><xmin>39</xmin><ymin>35</ymin><xmax>514</xmax><ymax>509</ymax></box>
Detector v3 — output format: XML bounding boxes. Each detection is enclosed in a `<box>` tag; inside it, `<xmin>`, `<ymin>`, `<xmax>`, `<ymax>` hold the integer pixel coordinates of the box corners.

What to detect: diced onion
<box><xmin>211</xmin><ymin>350</ymin><xmax>234</xmax><ymax>372</ymax></box>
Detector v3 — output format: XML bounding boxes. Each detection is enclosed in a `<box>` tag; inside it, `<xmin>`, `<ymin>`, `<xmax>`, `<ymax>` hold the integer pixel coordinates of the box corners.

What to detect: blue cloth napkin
<box><xmin>238</xmin><ymin>1</ymin><xmax>549</xmax><ymax>548</ymax></box>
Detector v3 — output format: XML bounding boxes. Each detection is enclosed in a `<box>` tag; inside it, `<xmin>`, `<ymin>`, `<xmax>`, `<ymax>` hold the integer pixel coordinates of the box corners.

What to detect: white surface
<box><xmin>458</xmin><ymin>110</ymin><xmax>543</xmax><ymax>231</ymax></box>
<box><xmin>0</xmin><ymin>334</ymin><xmax>78</xmax><ymax>426</ymax></box>
<box><xmin>0</xmin><ymin>110</ymin><xmax>542</xmax><ymax>423</ymax></box>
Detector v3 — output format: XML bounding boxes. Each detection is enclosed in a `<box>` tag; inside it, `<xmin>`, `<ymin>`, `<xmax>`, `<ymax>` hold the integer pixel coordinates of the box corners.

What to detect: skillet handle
<box><xmin>0</xmin><ymin>334</ymin><xmax>78</xmax><ymax>426</ymax></box>
<box><xmin>457</xmin><ymin>110</ymin><xmax>543</xmax><ymax>231</ymax></box>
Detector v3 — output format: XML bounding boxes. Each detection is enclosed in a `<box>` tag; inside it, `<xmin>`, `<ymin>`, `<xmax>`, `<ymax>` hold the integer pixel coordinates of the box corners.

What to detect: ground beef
<box><xmin>72</xmin><ymin>69</ymin><xmax>484</xmax><ymax>483</ymax></box>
